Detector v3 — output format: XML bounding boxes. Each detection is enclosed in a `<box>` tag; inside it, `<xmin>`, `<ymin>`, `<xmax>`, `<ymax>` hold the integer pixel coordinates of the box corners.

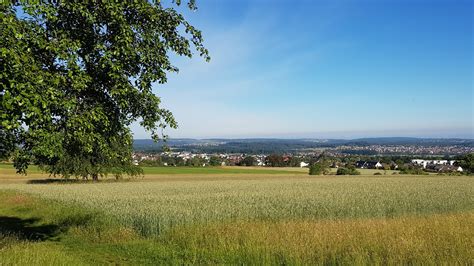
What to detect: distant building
<box><xmin>355</xmin><ymin>161</ymin><xmax>383</xmax><ymax>169</ymax></box>
<box><xmin>411</xmin><ymin>159</ymin><xmax>427</xmax><ymax>167</ymax></box>
<box><xmin>412</xmin><ymin>159</ymin><xmax>456</xmax><ymax>169</ymax></box>
<box><xmin>300</xmin><ymin>162</ymin><xmax>309</xmax><ymax>168</ymax></box>
<box><xmin>426</xmin><ymin>164</ymin><xmax>463</xmax><ymax>172</ymax></box>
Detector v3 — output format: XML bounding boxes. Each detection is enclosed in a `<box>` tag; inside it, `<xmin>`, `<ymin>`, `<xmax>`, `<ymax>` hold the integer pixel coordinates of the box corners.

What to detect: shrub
<box><xmin>336</xmin><ymin>167</ymin><xmax>360</xmax><ymax>175</ymax></box>
<box><xmin>309</xmin><ymin>162</ymin><xmax>330</xmax><ymax>175</ymax></box>
<box><xmin>399</xmin><ymin>168</ymin><xmax>427</xmax><ymax>175</ymax></box>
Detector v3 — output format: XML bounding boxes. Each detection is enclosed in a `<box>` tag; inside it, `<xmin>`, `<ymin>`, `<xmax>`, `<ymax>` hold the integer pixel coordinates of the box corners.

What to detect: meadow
<box><xmin>0</xmin><ymin>164</ymin><xmax>472</xmax><ymax>264</ymax></box>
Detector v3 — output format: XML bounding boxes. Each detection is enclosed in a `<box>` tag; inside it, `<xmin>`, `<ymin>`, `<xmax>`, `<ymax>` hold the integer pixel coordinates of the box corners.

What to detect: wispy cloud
<box><xmin>132</xmin><ymin>0</ymin><xmax>473</xmax><ymax>139</ymax></box>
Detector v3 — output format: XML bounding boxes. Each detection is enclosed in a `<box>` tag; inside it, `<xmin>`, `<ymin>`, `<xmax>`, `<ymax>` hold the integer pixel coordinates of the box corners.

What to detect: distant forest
<box><xmin>133</xmin><ymin>138</ymin><xmax>474</xmax><ymax>155</ymax></box>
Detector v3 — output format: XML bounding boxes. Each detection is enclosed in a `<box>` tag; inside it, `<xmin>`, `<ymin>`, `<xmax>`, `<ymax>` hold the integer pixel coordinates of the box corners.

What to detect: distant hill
<box><xmin>346</xmin><ymin>137</ymin><xmax>473</xmax><ymax>146</ymax></box>
<box><xmin>133</xmin><ymin>137</ymin><xmax>473</xmax><ymax>154</ymax></box>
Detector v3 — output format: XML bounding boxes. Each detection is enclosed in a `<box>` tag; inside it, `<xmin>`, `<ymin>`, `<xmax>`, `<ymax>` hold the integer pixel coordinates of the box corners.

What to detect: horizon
<box><xmin>130</xmin><ymin>0</ymin><xmax>473</xmax><ymax>139</ymax></box>
<box><xmin>132</xmin><ymin>128</ymin><xmax>474</xmax><ymax>140</ymax></box>
<box><xmin>132</xmin><ymin>129</ymin><xmax>474</xmax><ymax>140</ymax></box>
<box><xmin>133</xmin><ymin>136</ymin><xmax>474</xmax><ymax>140</ymax></box>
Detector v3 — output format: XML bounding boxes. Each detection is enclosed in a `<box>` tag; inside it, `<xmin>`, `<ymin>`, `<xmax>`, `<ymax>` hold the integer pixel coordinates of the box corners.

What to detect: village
<box><xmin>334</xmin><ymin>144</ymin><xmax>474</xmax><ymax>156</ymax></box>
<box><xmin>132</xmin><ymin>151</ymin><xmax>465</xmax><ymax>173</ymax></box>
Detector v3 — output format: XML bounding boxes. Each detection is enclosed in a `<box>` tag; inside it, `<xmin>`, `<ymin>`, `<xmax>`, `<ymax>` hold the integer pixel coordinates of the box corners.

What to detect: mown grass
<box><xmin>143</xmin><ymin>166</ymin><xmax>307</xmax><ymax>175</ymax></box>
<box><xmin>0</xmin><ymin>163</ymin><xmax>394</xmax><ymax>176</ymax></box>
<box><xmin>0</xmin><ymin>162</ymin><xmax>307</xmax><ymax>174</ymax></box>
<box><xmin>0</xmin><ymin>175</ymin><xmax>473</xmax><ymax>264</ymax></box>
<box><xmin>0</xmin><ymin>163</ymin><xmax>405</xmax><ymax>186</ymax></box>
<box><xmin>0</xmin><ymin>163</ymin><xmax>307</xmax><ymax>184</ymax></box>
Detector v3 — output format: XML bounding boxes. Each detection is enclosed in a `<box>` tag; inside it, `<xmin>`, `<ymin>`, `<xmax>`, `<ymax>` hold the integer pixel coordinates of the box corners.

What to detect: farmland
<box><xmin>0</xmin><ymin>165</ymin><xmax>472</xmax><ymax>264</ymax></box>
<box><xmin>0</xmin><ymin>164</ymin><xmax>307</xmax><ymax>184</ymax></box>
<box><xmin>142</xmin><ymin>166</ymin><xmax>307</xmax><ymax>175</ymax></box>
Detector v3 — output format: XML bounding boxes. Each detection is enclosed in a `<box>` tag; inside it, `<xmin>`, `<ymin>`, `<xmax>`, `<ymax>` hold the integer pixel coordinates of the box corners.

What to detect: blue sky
<box><xmin>132</xmin><ymin>0</ymin><xmax>473</xmax><ymax>139</ymax></box>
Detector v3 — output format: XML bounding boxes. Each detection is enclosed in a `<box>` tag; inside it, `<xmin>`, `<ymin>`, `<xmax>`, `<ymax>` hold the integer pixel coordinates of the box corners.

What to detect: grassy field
<box><xmin>0</xmin><ymin>163</ymin><xmax>396</xmax><ymax>184</ymax></box>
<box><xmin>0</xmin><ymin>165</ymin><xmax>472</xmax><ymax>264</ymax></box>
<box><xmin>142</xmin><ymin>166</ymin><xmax>307</xmax><ymax>175</ymax></box>
<box><xmin>0</xmin><ymin>164</ymin><xmax>307</xmax><ymax>184</ymax></box>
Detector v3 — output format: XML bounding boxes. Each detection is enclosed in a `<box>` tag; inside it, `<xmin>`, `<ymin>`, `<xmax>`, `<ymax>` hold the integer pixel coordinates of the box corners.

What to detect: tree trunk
<box><xmin>92</xmin><ymin>173</ymin><xmax>98</xmax><ymax>181</ymax></box>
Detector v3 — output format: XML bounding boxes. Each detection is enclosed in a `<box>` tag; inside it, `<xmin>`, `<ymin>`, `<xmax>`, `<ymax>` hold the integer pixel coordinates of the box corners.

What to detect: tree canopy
<box><xmin>240</xmin><ymin>156</ymin><xmax>256</xmax><ymax>166</ymax></box>
<box><xmin>457</xmin><ymin>153</ymin><xmax>474</xmax><ymax>174</ymax></box>
<box><xmin>309</xmin><ymin>161</ymin><xmax>330</xmax><ymax>175</ymax></box>
<box><xmin>1</xmin><ymin>1</ymin><xmax>209</xmax><ymax>179</ymax></box>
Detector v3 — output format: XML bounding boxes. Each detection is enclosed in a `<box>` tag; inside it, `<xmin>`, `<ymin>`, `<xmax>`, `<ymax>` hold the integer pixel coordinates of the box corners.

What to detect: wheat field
<box><xmin>0</xmin><ymin>167</ymin><xmax>472</xmax><ymax>264</ymax></box>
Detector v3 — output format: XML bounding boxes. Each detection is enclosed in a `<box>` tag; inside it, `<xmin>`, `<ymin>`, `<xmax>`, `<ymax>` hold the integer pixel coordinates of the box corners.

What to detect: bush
<box><xmin>399</xmin><ymin>168</ymin><xmax>427</xmax><ymax>175</ymax></box>
<box><xmin>336</xmin><ymin>167</ymin><xmax>360</xmax><ymax>175</ymax></box>
<box><xmin>374</xmin><ymin>172</ymin><xmax>382</xmax><ymax>175</ymax></box>
<box><xmin>309</xmin><ymin>162</ymin><xmax>330</xmax><ymax>175</ymax></box>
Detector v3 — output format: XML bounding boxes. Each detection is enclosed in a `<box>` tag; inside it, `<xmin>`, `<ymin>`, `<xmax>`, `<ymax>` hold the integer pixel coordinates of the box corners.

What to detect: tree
<box><xmin>309</xmin><ymin>161</ymin><xmax>330</xmax><ymax>175</ymax></box>
<box><xmin>208</xmin><ymin>156</ymin><xmax>222</xmax><ymax>167</ymax></box>
<box><xmin>458</xmin><ymin>153</ymin><xmax>474</xmax><ymax>174</ymax></box>
<box><xmin>265</xmin><ymin>154</ymin><xmax>285</xmax><ymax>167</ymax></box>
<box><xmin>287</xmin><ymin>156</ymin><xmax>302</xmax><ymax>167</ymax></box>
<box><xmin>240</xmin><ymin>156</ymin><xmax>256</xmax><ymax>166</ymax></box>
<box><xmin>1</xmin><ymin>1</ymin><xmax>209</xmax><ymax>180</ymax></box>
<box><xmin>186</xmin><ymin>156</ymin><xmax>204</xmax><ymax>167</ymax></box>
<box><xmin>0</xmin><ymin>128</ymin><xmax>16</xmax><ymax>160</ymax></box>
<box><xmin>139</xmin><ymin>158</ymin><xmax>162</xmax><ymax>167</ymax></box>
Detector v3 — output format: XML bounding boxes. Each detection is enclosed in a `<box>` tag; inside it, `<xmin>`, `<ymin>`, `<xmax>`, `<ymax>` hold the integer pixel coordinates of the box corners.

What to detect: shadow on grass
<box><xmin>27</xmin><ymin>178</ymin><xmax>140</xmax><ymax>184</ymax></box>
<box><xmin>27</xmin><ymin>179</ymin><xmax>84</xmax><ymax>184</ymax></box>
<box><xmin>0</xmin><ymin>216</ymin><xmax>60</xmax><ymax>241</ymax></box>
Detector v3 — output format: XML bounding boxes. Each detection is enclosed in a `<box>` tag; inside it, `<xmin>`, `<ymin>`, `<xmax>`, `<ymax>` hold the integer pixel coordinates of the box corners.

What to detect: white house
<box><xmin>412</xmin><ymin>159</ymin><xmax>425</xmax><ymax>165</ymax></box>
<box><xmin>355</xmin><ymin>161</ymin><xmax>383</xmax><ymax>169</ymax></box>
<box><xmin>412</xmin><ymin>159</ymin><xmax>456</xmax><ymax>169</ymax></box>
<box><xmin>432</xmin><ymin>160</ymin><xmax>448</xmax><ymax>165</ymax></box>
<box><xmin>300</xmin><ymin>162</ymin><xmax>309</xmax><ymax>168</ymax></box>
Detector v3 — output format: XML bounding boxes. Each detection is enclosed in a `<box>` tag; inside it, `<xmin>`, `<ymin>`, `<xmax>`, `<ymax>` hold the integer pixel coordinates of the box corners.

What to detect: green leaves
<box><xmin>1</xmin><ymin>1</ymin><xmax>208</xmax><ymax>179</ymax></box>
